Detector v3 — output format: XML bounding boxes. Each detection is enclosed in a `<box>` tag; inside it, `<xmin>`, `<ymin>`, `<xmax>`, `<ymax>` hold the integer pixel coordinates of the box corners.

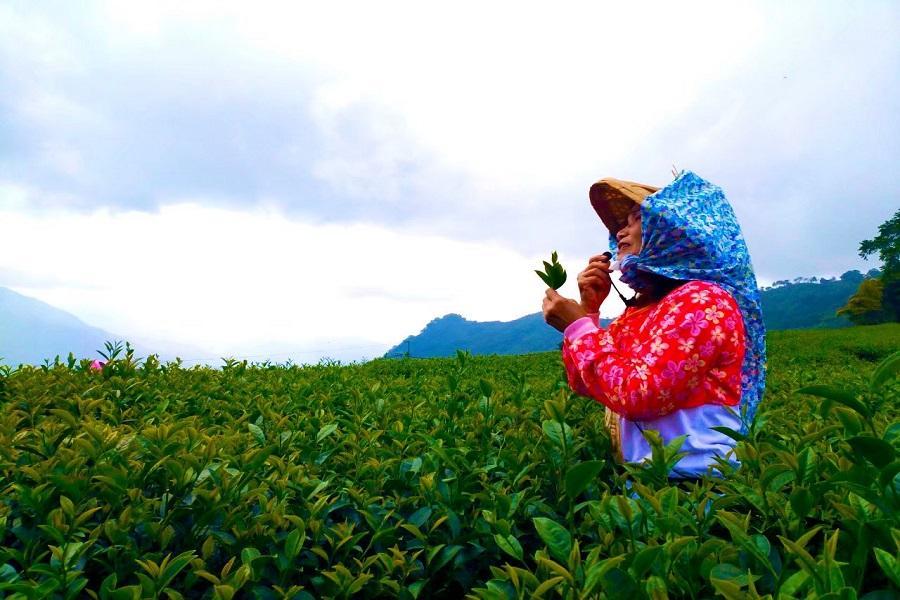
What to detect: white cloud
<box><xmin>80</xmin><ymin>1</ymin><xmax>764</xmax><ymax>193</ymax></box>
<box><xmin>0</xmin><ymin>0</ymin><xmax>895</xmax><ymax>353</ymax></box>
<box><xmin>1</xmin><ymin>202</ymin><xmax>608</xmax><ymax>358</ymax></box>
<box><xmin>253</xmin><ymin>2</ymin><xmax>764</xmax><ymax>194</ymax></box>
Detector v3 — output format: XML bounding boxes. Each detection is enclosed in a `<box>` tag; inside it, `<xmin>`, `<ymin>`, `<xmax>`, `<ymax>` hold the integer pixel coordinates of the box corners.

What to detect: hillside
<box><xmin>759</xmin><ymin>269</ymin><xmax>877</xmax><ymax>329</ymax></box>
<box><xmin>0</xmin><ymin>287</ymin><xmax>206</xmax><ymax>366</ymax></box>
<box><xmin>0</xmin><ymin>286</ymin><xmax>120</xmax><ymax>366</ymax></box>
<box><xmin>387</xmin><ymin>270</ymin><xmax>880</xmax><ymax>358</ymax></box>
<box><xmin>383</xmin><ymin>312</ymin><xmax>613</xmax><ymax>358</ymax></box>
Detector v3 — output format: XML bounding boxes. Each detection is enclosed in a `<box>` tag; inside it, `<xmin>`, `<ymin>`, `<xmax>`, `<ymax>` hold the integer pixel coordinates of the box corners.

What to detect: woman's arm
<box><xmin>562</xmin><ymin>281</ymin><xmax>745</xmax><ymax>420</ymax></box>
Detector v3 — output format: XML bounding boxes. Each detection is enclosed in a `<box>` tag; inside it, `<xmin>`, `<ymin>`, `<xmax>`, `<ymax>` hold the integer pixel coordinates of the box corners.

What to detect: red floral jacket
<box><xmin>562</xmin><ymin>280</ymin><xmax>746</xmax><ymax>421</ymax></box>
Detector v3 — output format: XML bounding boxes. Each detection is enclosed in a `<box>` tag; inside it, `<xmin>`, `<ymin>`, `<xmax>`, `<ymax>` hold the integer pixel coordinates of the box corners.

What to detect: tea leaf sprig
<box><xmin>535</xmin><ymin>251</ymin><xmax>567</xmax><ymax>289</ymax></box>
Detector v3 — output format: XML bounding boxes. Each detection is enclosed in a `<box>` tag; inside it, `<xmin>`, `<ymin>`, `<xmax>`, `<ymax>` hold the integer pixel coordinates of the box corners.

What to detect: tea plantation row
<box><xmin>0</xmin><ymin>324</ymin><xmax>897</xmax><ymax>599</ymax></box>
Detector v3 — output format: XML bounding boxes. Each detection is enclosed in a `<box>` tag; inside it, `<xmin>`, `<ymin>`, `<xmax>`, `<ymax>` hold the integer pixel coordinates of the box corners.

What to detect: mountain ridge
<box><xmin>383</xmin><ymin>312</ymin><xmax>613</xmax><ymax>359</ymax></box>
<box><xmin>385</xmin><ymin>270</ymin><xmax>878</xmax><ymax>358</ymax></box>
<box><xmin>0</xmin><ymin>286</ymin><xmax>208</xmax><ymax>366</ymax></box>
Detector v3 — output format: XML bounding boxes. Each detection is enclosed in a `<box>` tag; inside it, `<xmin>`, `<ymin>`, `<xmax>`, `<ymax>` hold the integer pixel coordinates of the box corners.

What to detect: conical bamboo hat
<box><xmin>589</xmin><ymin>178</ymin><xmax>660</xmax><ymax>235</ymax></box>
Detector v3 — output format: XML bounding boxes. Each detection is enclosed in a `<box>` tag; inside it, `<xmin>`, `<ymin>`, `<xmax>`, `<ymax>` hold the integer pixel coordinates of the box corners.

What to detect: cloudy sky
<box><xmin>1</xmin><ymin>1</ymin><xmax>898</xmax><ymax>362</ymax></box>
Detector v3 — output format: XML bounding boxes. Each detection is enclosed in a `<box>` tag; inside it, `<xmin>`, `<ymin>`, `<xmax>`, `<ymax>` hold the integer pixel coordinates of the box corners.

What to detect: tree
<box><xmin>837</xmin><ymin>278</ymin><xmax>886</xmax><ymax>325</ymax></box>
<box><xmin>858</xmin><ymin>208</ymin><xmax>900</xmax><ymax>320</ymax></box>
<box><xmin>860</xmin><ymin>209</ymin><xmax>900</xmax><ymax>271</ymax></box>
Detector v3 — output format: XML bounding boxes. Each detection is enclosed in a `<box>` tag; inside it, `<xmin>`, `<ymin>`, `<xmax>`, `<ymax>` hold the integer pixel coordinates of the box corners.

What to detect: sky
<box><xmin>1</xmin><ymin>1</ymin><xmax>898</xmax><ymax>362</ymax></box>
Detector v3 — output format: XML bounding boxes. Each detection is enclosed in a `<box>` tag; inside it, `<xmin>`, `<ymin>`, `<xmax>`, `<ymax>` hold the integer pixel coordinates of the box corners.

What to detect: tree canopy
<box><xmin>837</xmin><ymin>278</ymin><xmax>886</xmax><ymax>325</ymax></box>
<box><xmin>844</xmin><ymin>208</ymin><xmax>900</xmax><ymax>322</ymax></box>
<box><xmin>860</xmin><ymin>208</ymin><xmax>900</xmax><ymax>274</ymax></box>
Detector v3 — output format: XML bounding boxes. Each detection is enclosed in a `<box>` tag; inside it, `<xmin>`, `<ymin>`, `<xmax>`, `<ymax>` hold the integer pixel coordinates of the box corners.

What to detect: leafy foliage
<box><xmin>536</xmin><ymin>252</ymin><xmax>568</xmax><ymax>290</ymax></box>
<box><xmin>859</xmin><ymin>208</ymin><xmax>900</xmax><ymax>321</ymax></box>
<box><xmin>860</xmin><ymin>209</ymin><xmax>900</xmax><ymax>275</ymax></box>
<box><xmin>838</xmin><ymin>278</ymin><xmax>888</xmax><ymax>325</ymax></box>
<box><xmin>0</xmin><ymin>325</ymin><xmax>898</xmax><ymax>598</ymax></box>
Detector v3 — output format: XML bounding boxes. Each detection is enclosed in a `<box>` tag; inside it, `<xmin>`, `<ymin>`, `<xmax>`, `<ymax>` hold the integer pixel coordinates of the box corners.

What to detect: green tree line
<box><xmin>838</xmin><ymin>208</ymin><xmax>900</xmax><ymax>325</ymax></box>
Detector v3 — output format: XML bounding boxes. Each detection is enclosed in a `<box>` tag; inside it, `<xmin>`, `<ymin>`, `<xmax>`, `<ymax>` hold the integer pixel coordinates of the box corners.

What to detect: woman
<box><xmin>542</xmin><ymin>171</ymin><xmax>765</xmax><ymax>479</ymax></box>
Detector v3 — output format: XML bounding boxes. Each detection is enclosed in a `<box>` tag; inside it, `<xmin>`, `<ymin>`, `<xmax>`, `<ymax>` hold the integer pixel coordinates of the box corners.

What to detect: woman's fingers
<box><xmin>578</xmin><ymin>277</ymin><xmax>610</xmax><ymax>289</ymax></box>
<box><xmin>578</xmin><ymin>270</ymin><xmax>612</xmax><ymax>286</ymax></box>
<box><xmin>581</xmin><ymin>266</ymin><xmax>612</xmax><ymax>278</ymax></box>
<box><xmin>586</xmin><ymin>261</ymin><xmax>611</xmax><ymax>272</ymax></box>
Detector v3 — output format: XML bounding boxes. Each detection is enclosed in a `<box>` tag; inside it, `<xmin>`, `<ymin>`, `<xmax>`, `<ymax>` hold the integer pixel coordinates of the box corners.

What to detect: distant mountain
<box><xmin>759</xmin><ymin>269</ymin><xmax>878</xmax><ymax>329</ymax></box>
<box><xmin>386</xmin><ymin>270</ymin><xmax>877</xmax><ymax>358</ymax></box>
<box><xmin>0</xmin><ymin>286</ymin><xmax>117</xmax><ymax>365</ymax></box>
<box><xmin>384</xmin><ymin>312</ymin><xmax>613</xmax><ymax>358</ymax></box>
<box><xmin>0</xmin><ymin>287</ymin><xmax>207</xmax><ymax>366</ymax></box>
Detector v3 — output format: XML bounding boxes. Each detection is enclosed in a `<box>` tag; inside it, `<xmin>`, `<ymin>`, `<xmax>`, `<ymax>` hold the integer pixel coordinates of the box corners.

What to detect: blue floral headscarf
<box><xmin>611</xmin><ymin>171</ymin><xmax>766</xmax><ymax>433</ymax></box>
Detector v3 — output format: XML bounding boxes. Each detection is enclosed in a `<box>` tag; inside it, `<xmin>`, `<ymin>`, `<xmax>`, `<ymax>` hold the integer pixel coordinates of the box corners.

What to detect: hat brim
<box><xmin>589</xmin><ymin>178</ymin><xmax>660</xmax><ymax>235</ymax></box>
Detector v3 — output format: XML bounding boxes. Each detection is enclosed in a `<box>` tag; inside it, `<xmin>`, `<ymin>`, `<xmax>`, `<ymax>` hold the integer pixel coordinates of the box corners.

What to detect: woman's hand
<box><xmin>577</xmin><ymin>254</ymin><xmax>613</xmax><ymax>313</ymax></box>
<box><xmin>542</xmin><ymin>289</ymin><xmax>588</xmax><ymax>332</ymax></box>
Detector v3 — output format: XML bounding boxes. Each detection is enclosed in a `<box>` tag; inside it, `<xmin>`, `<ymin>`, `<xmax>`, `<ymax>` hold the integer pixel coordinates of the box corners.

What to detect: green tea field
<box><xmin>0</xmin><ymin>324</ymin><xmax>898</xmax><ymax>599</ymax></box>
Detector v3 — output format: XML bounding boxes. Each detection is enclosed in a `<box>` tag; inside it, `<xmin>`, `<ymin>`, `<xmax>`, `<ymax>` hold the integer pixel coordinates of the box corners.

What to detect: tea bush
<box><xmin>0</xmin><ymin>325</ymin><xmax>897</xmax><ymax>599</ymax></box>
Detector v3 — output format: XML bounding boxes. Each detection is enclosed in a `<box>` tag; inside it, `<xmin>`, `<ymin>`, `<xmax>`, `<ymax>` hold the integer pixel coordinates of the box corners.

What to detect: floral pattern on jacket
<box><xmin>613</xmin><ymin>171</ymin><xmax>765</xmax><ymax>432</ymax></box>
<box><xmin>562</xmin><ymin>280</ymin><xmax>745</xmax><ymax>421</ymax></box>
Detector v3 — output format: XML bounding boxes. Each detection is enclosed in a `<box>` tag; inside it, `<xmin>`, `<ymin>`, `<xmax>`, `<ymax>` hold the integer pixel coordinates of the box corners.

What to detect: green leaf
<box><xmin>317</xmin><ymin>423</ymin><xmax>338</xmax><ymax>443</ymax></box>
<box><xmin>873</xmin><ymin>548</ymin><xmax>900</xmax><ymax>588</ymax></box>
<box><xmin>884</xmin><ymin>422</ymin><xmax>900</xmax><ymax>446</ymax></box>
<box><xmin>108</xmin><ymin>585</ymin><xmax>142</xmax><ymax>600</ymax></box>
<box><xmin>779</xmin><ymin>529</ymin><xmax>826</xmax><ymax>588</ymax></box>
<box><xmin>430</xmin><ymin>545</ymin><xmax>463</xmax><ymax>572</ymax></box>
<box><xmin>790</xmin><ymin>487</ymin><xmax>815</xmax><ymax>519</ymax></box>
<box><xmin>541</xmin><ymin>420</ymin><xmax>573</xmax><ymax>450</ymax></box>
<box><xmin>710</xmin><ymin>563</ymin><xmax>757</xmax><ymax>587</ymax></box>
<box><xmin>710</xmin><ymin>426</ymin><xmax>746</xmax><ymax>442</ymax></box>
<box><xmin>779</xmin><ymin>570</ymin><xmax>810</xmax><ymax>596</ymax></box>
<box><xmin>214</xmin><ymin>585</ymin><xmax>235</xmax><ymax>600</ymax></box>
<box><xmin>798</xmin><ymin>385</ymin><xmax>870</xmax><ymax>418</ymax></box>
<box><xmin>535</xmin><ymin>252</ymin><xmax>568</xmax><ymax>289</ymax></box>
<box><xmin>630</xmin><ymin>546</ymin><xmax>663</xmax><ymax>578</ymax></box>
<box><xmin>494</xmin><ymin>533</ymin><xmax>524</xmax><ymax>562</ymax></box>
<box><xmin>407</xmin><ymin>507</ymin><xmax>432</xmax><ymax>528</ymax></box>
<box><xmin>99</xmin><ymin>573</ymin><xmax>117</xmax><ymax>598</ymax></box>
<box><xmin>664</xmin><ymin>434</ymin><xmax>689</xmax><ymax>462</ymax></box>
<box><xmin>552</xmin><ymin>270</ymin><xmax>567</xmax><ymax>289</ymax></box>
<box><xmin>533</xmin><ymin>517</ymin><xmax>572</xmax><ymax>563</ymax></box>
<box><xmin>583</xmin><ymin>555</ymin><xmax>626</xmax><ymax>596</ymax></box>
<box><xmin>157</xmin><ymin>551</ymin><xmax>196</xmax><ymax>591</ymax></box>
<box><xmin>871</xmin><ymin>350</ymin><xmax>900</xmax><ymax>391</ymax></box>
<box><xmin>407</xmin><ymin>581</ymin><xmax>425</xmax><ymax>599</ymax></box>
<box><xmin>565</xmin><ymin>461</ymin><xmax>604</xmax><ymax>499</ymax></box>
<box><xmin>247</xmin><ymin>423</ymin><xmax>265</xmax><ymax>445</ymax></box>
<box><xmin>60</xmin><ymin>496</ymin><xmax>75</xmax><ymax>518</ymax></box>
<box><xmin>879</xmin><ymin>460</ymin><xmax>900</xmax><ymax>489</ymax></box>
<box><xmin>240</xmin><ymin>547</ymin><xmax>261</xmax><ymax>566</ymax></box>
<box><xmin>535</xmin><ymin>270</ymin><xmax>553</xmax><ymax>288</ymax></box>
<box><xmin>285</xmin><ymin>528</ymin><xmax>304</xmax><ymax>560</ymax></box>
<box><xmin>846</xmin><ymin>436</ymin><xmax>896</xmax><ymax>468</ymax></box>
<box><xmin>136</xmin><ymin>572</ymin><xmax>156</xmax><ymax>597</ymax></box>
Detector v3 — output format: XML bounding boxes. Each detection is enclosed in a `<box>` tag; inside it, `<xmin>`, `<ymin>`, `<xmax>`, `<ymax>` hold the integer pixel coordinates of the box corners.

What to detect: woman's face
<box><xmin>616</xmin><ymin>205</ymin><xmax>642</xmax><ymax>260</ymax></box>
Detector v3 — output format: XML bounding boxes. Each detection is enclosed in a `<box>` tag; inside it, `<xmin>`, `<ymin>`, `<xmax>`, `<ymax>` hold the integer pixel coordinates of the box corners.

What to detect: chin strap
<box><xmin>611</xmin><ymin>279</ymin><xmax>636</xmax><ymax>307</ymax></box>
<box><xmin>603</xmin><ymin>251</ymin><xmax>637</xmax><ymax>307</ymax></box>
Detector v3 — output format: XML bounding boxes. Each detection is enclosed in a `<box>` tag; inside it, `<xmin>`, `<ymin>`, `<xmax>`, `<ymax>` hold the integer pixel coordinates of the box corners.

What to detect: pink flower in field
<box><xmin>90</xmin><ymin>360</ymin><xmax>105</xmax><ymax>371</ymax></box>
